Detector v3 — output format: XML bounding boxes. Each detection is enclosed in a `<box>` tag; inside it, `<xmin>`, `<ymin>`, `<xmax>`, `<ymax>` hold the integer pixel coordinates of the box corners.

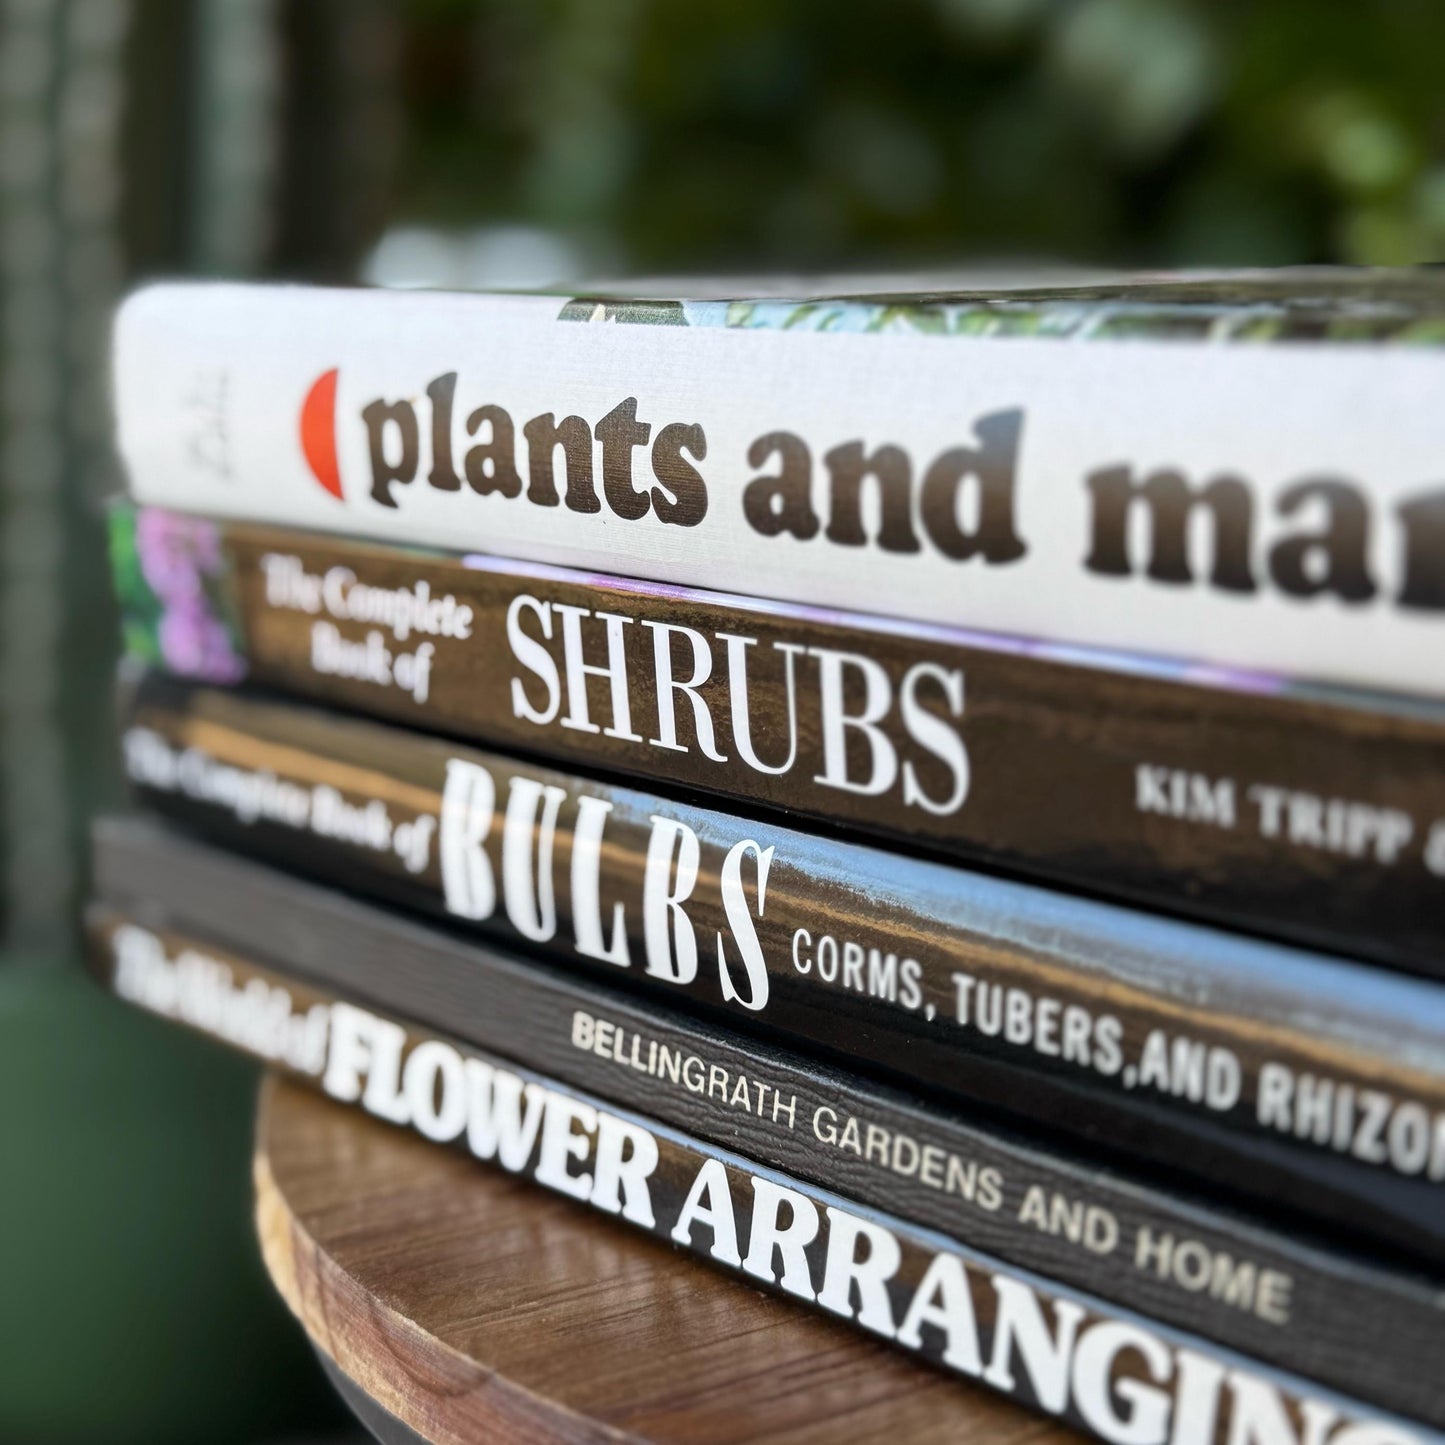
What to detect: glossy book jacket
<box><xmin>113</xmin><ymin>275</ymin><xmax>1445</xmax><ymax>696</ymax></box>
<box><xmin>110</xmin><ymin>505</ymin><xmax>1445</xmax><ymax>975</ymax></box>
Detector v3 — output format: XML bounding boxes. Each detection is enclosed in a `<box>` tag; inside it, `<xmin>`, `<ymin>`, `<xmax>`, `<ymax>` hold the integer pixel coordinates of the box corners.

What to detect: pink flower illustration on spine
<box><xmin>135</xmin><ymin>508</ymin><xmax>245</xmax><ymax>682</ymax></box>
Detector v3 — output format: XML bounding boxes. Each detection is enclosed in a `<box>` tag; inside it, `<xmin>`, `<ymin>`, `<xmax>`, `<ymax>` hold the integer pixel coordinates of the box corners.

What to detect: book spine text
<box><xmin>112</xmin><ymin>506</ymin><xmax>1445</xmax><ymax>974</ymax></box>
<box><xmin>113</xmin><ymin>283</ymin><xmax>1445</xmax><ymax>695</ymax></box>
<box><xmin>114</xmin><ymin>672</ymin><xmax>1445</xmax><ymax>1257</ymax></box>
<box><xmin>84</xmin><ymin>905</ymin><xmax>1439</xmax><ymax>1445</ymax></box>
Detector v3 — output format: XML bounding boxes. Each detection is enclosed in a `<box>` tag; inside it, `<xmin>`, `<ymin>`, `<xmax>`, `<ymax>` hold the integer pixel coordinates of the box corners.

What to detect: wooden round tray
<box><xmin>253</xmin><ymin>1075</ymin><xmax>1078</xmax><ymax>1443</ymax></box>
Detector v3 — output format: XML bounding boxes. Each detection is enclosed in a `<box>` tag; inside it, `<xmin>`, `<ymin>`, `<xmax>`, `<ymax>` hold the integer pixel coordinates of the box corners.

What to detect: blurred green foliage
<box><xmin>392</xmin><ymin>0</ymin><xmax>1445</xmax><ymax>270</ymax></box>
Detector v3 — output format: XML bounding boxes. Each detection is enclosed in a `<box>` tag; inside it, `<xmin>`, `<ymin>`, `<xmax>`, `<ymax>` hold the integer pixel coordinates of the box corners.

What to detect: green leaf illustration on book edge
<box><xmin>555</xmin><ymin>288</ymin><xmax>1445</xmax><ymax>345</ymax></box>
<box><xmin>108</xmin><ymin>503</ymin><xmax>161</xmax><ymax>638</ymax></box>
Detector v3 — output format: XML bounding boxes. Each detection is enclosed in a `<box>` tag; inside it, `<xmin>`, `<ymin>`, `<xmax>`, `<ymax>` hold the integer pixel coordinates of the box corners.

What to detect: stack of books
<box><xmin>88</xmin><ymin>274</ymin><xmax>1445</xmax><ymax>1442</ymax></box>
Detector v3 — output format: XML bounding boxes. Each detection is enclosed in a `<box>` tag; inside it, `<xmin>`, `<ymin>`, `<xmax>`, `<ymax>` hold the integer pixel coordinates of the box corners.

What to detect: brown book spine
<box><xmin>112</xmin><ymin>503</ymin><xmax>1445</xmax><ymax>976</ymax></box>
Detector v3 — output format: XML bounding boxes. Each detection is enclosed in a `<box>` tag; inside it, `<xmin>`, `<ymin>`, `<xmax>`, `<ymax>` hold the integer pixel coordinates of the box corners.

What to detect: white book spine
<box><xmin>113</xmin><ymin>282</ymin><xmax>1445</xmax><ymax>695</ymax></box>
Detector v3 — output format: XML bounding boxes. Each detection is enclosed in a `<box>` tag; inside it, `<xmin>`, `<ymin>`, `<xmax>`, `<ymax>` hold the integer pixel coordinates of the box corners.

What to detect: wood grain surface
<box><xmin>255</xmin><ymin>1074</ymin><xmax>1079</xmax><ymax>1444</ymax></box>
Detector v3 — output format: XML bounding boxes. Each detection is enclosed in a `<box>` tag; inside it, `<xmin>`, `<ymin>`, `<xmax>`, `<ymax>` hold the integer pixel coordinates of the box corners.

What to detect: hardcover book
<box><xmin>110</xmin><ymin>505</ymin><xmax>1445</xmax><ymax>973</ymax></box>
<box><xmin>84</xmin><ymin>883</ymin><xmax>1443</xmax><ymax>1444</ymax></box>
<box><xmin>95</xmin><ymin>777</ymin><xmax>1445</xmax><ymax>1271</ymax></box>
<box><xmin>112</xmin><ymin>275</ymin><xmax>1445</xmax><ymax>695</ymax></box>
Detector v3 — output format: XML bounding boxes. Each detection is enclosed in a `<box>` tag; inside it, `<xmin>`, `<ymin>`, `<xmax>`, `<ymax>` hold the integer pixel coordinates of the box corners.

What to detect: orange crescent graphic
<box><xmin>300</xmin><ymin>368</ymin><xmax>343</xmax><ymax>500</ymax></box>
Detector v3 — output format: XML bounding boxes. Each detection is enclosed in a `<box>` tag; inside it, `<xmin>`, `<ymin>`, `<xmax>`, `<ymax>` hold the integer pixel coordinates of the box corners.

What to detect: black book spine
<box><xmin>111</xmin><ymin>504</ymin><xmax>1445</xmax><ymax>976</ymax></box>
<box><xmin>89</xmin><ymin>816</ymin><xmax>1445</xmax><ymax>1427</ymax></box>
<box><xmin>83</xmin><ymin>898</ymin><xmax>1442</xmax><ymax>1444</ymax></box>
<box><xmin>114</xmin><ymin>673</ymin><xmax>1445</xmax><ymax>1263</ymax></box>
